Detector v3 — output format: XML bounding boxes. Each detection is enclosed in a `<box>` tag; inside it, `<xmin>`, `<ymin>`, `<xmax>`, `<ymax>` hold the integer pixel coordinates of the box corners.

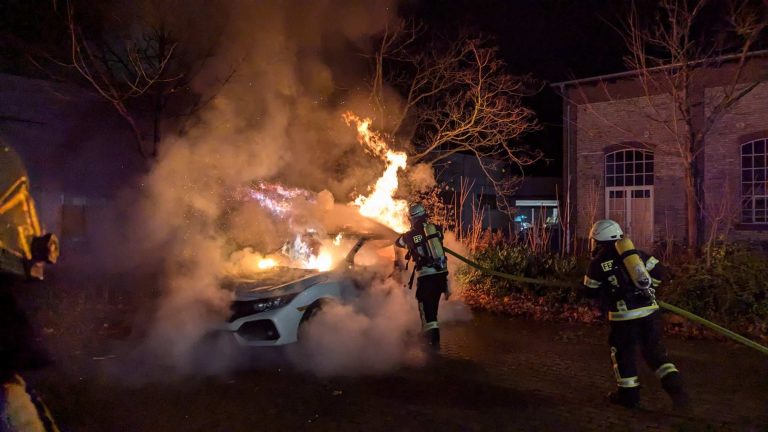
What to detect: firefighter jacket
<box><xmin>395</xmin><ymin>222</ymin><xmax>448</xmax><ymax>278</ymax></box>
<box><xmin>582</xmin><ymin>244</ymin><xmax>663</xmax><ymax>321</ymax></box>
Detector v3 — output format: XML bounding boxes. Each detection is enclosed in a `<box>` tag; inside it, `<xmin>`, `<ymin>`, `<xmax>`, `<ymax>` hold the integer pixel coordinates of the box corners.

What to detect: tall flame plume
<box><xmin>343</xmin><ymin>112</ymin><xmax>409</xmax><ymax>233</ymax></box>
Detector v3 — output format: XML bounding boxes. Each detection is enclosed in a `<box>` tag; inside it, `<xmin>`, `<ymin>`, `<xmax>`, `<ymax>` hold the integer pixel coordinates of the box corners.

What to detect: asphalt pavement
<box><xmin>30</xmin><ymin>312</ymin><xmax>768</xmax><ymax>431</ymax></box>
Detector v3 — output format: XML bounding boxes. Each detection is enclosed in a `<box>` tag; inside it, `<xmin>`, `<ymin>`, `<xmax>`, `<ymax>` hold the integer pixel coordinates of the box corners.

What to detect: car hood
<box><xmin>224</xmin><ymin>268</ymin><xmax>330</xmax><ymax>300</ymax></box>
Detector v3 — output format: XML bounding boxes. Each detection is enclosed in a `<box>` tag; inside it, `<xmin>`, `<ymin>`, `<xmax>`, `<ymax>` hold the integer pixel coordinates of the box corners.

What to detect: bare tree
<box><xmin>64</xmin><ymin>1</ymin><xmax>233</xmax><ymax>160</ymax></box>
<box><xmin>703</xmin><ymin>181</ymin><xmax>739</xmax><ymax>266</ymax></box>
<box><xmin>574</xmin><ymin>0</ymin><xmax>766</xmax><ymax>250</ymax></box>
<box><xmin>66</xmin><ymin>3</ymin><xmax>175</xmax><ymax>159</ymax></box>
<box><xmin>581</xmin><ymin>177</ymin><xmax>602</xmax><ymax>241</ymax></box>
<box><xmin>369</xmin><ymin>22</ymin><xmax>542</xmax><ymax>215</ymax></box>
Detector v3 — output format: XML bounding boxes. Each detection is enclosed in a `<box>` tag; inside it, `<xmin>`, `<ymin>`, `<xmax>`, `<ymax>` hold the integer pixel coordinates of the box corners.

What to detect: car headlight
<box><xmin>251</xmin><ymin>292</ymin><xmax>300</xmax><ymax>311</ymax></box>
<box><xmin>251</xmin><ymin>293</ymin><xmax>298</xmax><ymax>313</ymax></box>
<box><xmin>228</xmin><ymin>292</ymin><xmax>300</xmax><ymax>322</ymax></box>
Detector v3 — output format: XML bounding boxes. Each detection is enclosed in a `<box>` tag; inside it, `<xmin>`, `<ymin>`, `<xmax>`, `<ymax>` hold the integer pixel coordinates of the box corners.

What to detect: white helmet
<box><xmin>589</xmin><ymin>219</ymin><xmax>623</xmax><ymax>242</ymax></box>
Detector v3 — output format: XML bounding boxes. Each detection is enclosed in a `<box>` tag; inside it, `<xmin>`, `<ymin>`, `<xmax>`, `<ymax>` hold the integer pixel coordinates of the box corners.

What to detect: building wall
<box><xmin>574</xmin><ymin>93</ymin><xmax>688</xmax><ymax>245</ymax></box>
<box><xmin>704</xmin><ymin>82</ymin><xmax>768</xmax><ymax>242</ymax></box>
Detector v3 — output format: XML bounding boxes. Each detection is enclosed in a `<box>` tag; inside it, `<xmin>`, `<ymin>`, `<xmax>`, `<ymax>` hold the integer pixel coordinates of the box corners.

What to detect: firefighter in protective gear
<box><xmin>395</xmin><ymin>203</ymin><xmax>449</xmax><ymax>348</ymax></box>
<box><xmin>583</xmin><ymin>219</ymin><xmax>688</xmax><ymax>409</ymax></box>
<box><xmin>0</xmin><ymin>142</ymin><xmax>60</xmax><ymax>431</ymax></box>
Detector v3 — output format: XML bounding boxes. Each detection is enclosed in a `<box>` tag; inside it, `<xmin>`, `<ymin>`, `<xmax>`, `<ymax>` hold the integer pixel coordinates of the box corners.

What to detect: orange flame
<box><xmin>343</xmin><ymin>112</ymin><xmax>409</xmax><ymax>233</ymax></box>
<box><xmin>257</xmin><ymin>257</ymin><xmax>277</xmax><ymax>270</ymax></box>
<box><xmin>306</xmin><ymin>250</ymin><xmax>333</xmax><ymax>272</ymax></box>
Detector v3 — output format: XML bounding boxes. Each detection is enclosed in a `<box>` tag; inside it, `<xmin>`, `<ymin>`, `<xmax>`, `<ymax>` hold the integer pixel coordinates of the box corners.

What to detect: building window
<box><xmin>605</xmin><ymin>149</ymin><xmax>654</xmax><ymax>187</ymax></box>
<box><xmin>605</xmin><ymin>148</ymin><xmax>654</xmax><ymax>249</ymax></box>
<box><xmin>741</xmin><ymin>138</ymin><xmax>768</xmax><ymax>224</ymax></box>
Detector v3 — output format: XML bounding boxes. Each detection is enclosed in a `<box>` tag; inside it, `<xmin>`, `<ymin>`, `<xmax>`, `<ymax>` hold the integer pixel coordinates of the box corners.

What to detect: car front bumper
<box><xmin>220</xmin><ymin>299</ymin><xmax>305</xmax><ymax>347</ymax></box>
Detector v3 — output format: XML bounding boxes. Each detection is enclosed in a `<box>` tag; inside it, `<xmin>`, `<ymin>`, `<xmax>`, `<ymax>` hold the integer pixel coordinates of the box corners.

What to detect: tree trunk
<box><xmin>684</xmin><ymin>166</ymin><xmax>698</xmax><ymax>251</ymax></box>
<box><xmin>113</xmin><ymin>101</ymin><xmax>148</xmax><ymax>160</ymax></box>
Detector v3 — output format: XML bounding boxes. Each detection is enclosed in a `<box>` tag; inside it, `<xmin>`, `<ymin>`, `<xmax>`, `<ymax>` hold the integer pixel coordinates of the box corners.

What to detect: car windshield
<box><xmin>223</xmin><ymin>233</ymin><xmax>367</xmax><ymax>278</ymax></box>
<box><xmin>222</xmin><ymin>232</ymin><xmax>398</xmax><ymax>297</ymax></box>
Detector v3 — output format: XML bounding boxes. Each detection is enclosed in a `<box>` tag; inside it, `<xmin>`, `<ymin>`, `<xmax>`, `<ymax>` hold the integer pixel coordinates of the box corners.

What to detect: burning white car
<box><xmin>217</xmin><ymin>112</ymin><xmax>414</xmax><ymax>347</ymax></box>
<box><xmin>220</xmin><ymin>232</ymin><xmax>395</xmax><ymax>347</ymax></box>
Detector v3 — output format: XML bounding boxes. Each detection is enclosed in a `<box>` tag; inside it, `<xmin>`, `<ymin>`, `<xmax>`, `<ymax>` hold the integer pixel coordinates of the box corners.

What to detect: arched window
<box><xmin>605</xmin><ymin>148</ymin><xmax>654</xmax><ymax>188</ymax></box>
<box><xmin>605</xmin><ymin>148</ymin><xmax>654</xmax><ymax>248</ymax></box>
<box><xmin>741</xmin><ymin>138</ymin><xmax>767</xmax><ymax>224</ymax></box>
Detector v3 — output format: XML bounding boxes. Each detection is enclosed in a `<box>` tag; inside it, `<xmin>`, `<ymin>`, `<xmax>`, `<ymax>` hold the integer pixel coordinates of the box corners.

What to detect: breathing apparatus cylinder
<box><xmin>423</xmin><ymin>223</ymin><xmax>447</xmax><ymax>271</ymax></box>
<box><xmin>615</xmin><ymin>237</ymin><xmax>653</xmax><ymax>296</ymax></box>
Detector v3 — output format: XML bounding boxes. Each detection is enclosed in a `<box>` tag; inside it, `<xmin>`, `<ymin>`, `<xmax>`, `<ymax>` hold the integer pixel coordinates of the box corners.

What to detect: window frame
<box><xmin>604</xmin><ymin>148</ymin><xmax>655</xmax><ymax>247</ymax></box>
<box><xmin>740</xmin><ymin>138</ymin><xmax>768</xmax><ymax>227</ymax></box>
<box><xmin>604</xmin><ymin>148</ymin><xmax>654</xmax><ymax>188</ymax></box>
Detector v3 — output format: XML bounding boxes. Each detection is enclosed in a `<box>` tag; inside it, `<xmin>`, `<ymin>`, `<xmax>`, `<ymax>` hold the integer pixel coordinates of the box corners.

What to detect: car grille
<box><xmin>237</xmin><ymin>320</ymin><xmax>280</xmax><ymax>341</ymax></box>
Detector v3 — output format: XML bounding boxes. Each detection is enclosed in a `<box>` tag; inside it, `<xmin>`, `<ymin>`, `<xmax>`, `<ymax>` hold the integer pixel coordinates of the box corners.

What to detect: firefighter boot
<box><xmin>607</xmin><ymin>387</ymin><xmax>640</xmax><ymax>408</ymax></box>
<box><xmin>424</xmin><ymin>328</ymin><xmax>440</xmax><ymax>351</ymax></box>
<box><xmin>661</xmin><ymin>372</ymin><xmax>690</xmax><ymax>410</ymax></box>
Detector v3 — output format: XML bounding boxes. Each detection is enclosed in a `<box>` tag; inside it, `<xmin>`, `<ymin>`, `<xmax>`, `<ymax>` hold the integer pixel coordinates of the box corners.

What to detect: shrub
<box><xmin>457</xmin><ymin>237</ymin><xmax>768</xmax><ymax>339</ymax></box>
<box><xmin>663</xmin><ymin>242</ymin><xmax>768</xmax><ymax>339</ymax></box>
<box><xmin>457</xmin><ymin>240</ymin><xmax>600</xmax><ymax>322</ymax></box>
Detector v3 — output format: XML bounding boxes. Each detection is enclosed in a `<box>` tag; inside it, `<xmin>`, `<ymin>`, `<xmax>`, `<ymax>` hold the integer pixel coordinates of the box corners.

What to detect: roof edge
<box><xmin>550</xmin><ymin>49</ymin><xmax>768</xmax><ymax>89</ymax></box>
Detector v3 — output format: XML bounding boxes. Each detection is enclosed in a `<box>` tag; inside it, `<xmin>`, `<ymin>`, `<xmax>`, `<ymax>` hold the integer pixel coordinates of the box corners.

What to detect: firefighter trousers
<box><xmin>608</xmin><ymin>312</ymin><xmax>686</xmax><ymax>405</ymax></box>
<box><xmin>415</xmin><ymin>272</ymin><xmax>447</xmax><ymax>347</ymax></box>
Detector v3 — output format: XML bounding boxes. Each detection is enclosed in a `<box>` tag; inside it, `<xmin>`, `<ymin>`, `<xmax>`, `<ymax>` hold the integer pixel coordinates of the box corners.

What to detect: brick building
<box><xmin>553</xmin><ymin>53</ymin><xmax>768</xmax><ymax>252</ymax></box>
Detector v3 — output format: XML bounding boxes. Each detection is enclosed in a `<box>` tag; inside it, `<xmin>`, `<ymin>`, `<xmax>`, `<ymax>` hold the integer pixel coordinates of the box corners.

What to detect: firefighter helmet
<box><xmin>589</xmin><ymin>219</ymin><xmax>624</xmax><ymax>242</ymax></box>
<box><xmin>408</xmin><ymin>202</ymin><xmax>427</xmax><ymax>222</ymax></box>
<box><xmin>589</xmin><ymin>219</ymin><xmax>623</xmax><ymax>254</ymax></box>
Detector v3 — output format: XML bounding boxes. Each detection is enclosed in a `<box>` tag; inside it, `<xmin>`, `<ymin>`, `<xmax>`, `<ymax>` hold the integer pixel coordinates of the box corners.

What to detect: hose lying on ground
<box><xmin>443</xmin><ymin>247</ymin><xmax>768</xmax><ymax>356</ymax></box>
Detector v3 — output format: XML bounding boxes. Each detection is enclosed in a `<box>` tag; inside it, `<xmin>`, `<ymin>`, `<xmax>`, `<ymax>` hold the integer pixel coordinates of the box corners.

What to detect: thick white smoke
<box><xmin>85</xmin><ymin>0</ymin><xmax>477</xmax><ymax>378</ymax></box>
<box><xmin>285</xmin><ymin>230</ymin><xmax>472</xmax><ymax>377</ymax></box>
<box><xmin>117</xmin><ymin>0</ymin><xmax>448</xmax><ymax>375</ymax></box>
<box><xmin>407</xmin><ymin>163</ymin><xmax>438</xmax><ymax>193</ymax></box>
<box><xmin>288</xmin><ymin>277</ymin><xmax>426</xmax><ymax>377</ymax></box>
<box><xmin>443</xmin><ymin>231</ymin><xmax>470</xmax><ymax>297</ymax></box>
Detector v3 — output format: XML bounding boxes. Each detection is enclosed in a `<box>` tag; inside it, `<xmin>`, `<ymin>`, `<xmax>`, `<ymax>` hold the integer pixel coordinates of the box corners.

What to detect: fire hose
<box><xmin>443</xmin><ymin>247</ymin><xmax>768</xmax><ymax>356</ymax></box>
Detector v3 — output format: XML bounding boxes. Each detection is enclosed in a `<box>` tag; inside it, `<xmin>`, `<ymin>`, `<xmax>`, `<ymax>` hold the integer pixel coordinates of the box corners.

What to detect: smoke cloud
<box><xmin>407</xmin><ymin>163</ymin><xmax>438</xmax><ymax>193</ymax></box>
<box><xmin>443</xmin><ymin>231</ymin><xmax>470</xmax><ymax>297</ymax></box>
<box><xmin>286</xmin><ymin>253</ymin><xmax>471</xmax><ymax>377</ymax></box>
<box><xmin>111</xmin><ymin>0</ymin><xmax>460</xmax><ymax>375</ymax></box>
<box><xmin>76</xmin><ymin>0</ymin><xmax>477</xmax><ymax>379</ymax></box>
<box><xmin>288</xmin><ymin>277</ymin><xmax>426</xmax><ymax>377</ymax></box>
